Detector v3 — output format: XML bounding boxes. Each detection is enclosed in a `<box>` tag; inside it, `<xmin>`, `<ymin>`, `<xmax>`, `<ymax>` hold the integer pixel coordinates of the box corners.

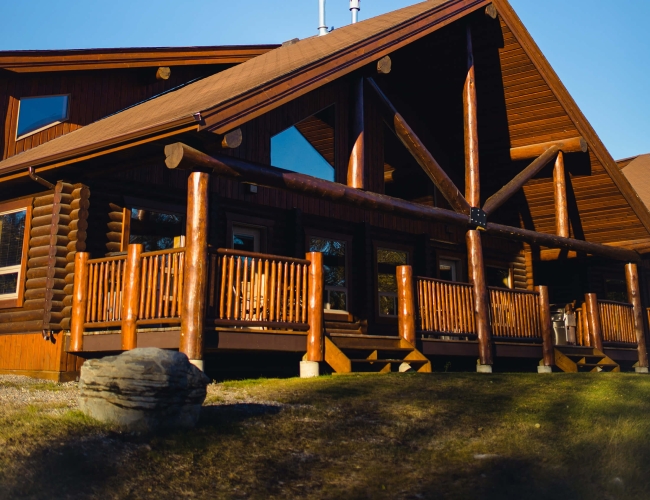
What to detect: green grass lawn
<box><xmin>2</xmin><ymin>373</ymin><xmax>650</xmax><ymax>499</ymax></box>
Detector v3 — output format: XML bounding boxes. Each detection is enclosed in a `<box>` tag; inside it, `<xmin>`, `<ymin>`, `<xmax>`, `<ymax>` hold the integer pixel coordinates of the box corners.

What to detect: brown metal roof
<box><xmin>0</xmin><ymin>45</ymin><xmax>279</xmax><ymax>72</ymax></box>
<box><xmin>0</xmin><ymin>0</ymin><xmax>488</xmax><ymax>178</ymax></box>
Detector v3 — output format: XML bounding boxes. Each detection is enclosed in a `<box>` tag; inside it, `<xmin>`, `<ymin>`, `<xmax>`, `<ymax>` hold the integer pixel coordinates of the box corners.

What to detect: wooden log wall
<box><xmin>106</xmin><ymin>203</ymin><xmax>126</xmax><ymax>253</ymax></box>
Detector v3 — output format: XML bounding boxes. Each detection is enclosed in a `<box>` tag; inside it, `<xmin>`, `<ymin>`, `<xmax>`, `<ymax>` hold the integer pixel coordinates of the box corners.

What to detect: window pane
<box><xmin>605</xmin><ymin>279</ymin><xmax>627</xmax><ymax>303</ymax></box>
<box><xmin>272</xmin><ymin>107</ymin><xmax>335</xmax><ymax>180</ymax></box>
<box><xmin>0</xmin><ymin>210</ymin><xmax>26</xmax><ymax>268</ymax></box>
<box><xmin>310</xmin><ymin>238</ymin><xmax>346</xmax><ymax>287</ymax></box>
<box><xmin>487</xmin><ymin>267</ymin><xmax>510</xmax><ymax>288</ymax></box>
<box><xmin>378</xmin><ymin>273</ymin><xmax>397</xmax><ymax>293</ymax></box>
<box><xmin>0</xmin><ymin>272</ymin><xmax>18</xmax><ymax>295</ymax></box>
<box><xmin>327</xmin><ymin>291</ymin><xmax>347</xmax><ymax>311</ymax></box>
<box><xmin>233</xmin><ymin>234</ymin><xmax>256</xmax><ymax>252</ymax></box>
<box><xmin>379</xmin><ymin>295</ymin><xmax>396</xmax><ymax>316</ymax></box>
<box><xmin>377</xmin><ymin>249</ymin><xmax>407</xmax><ymax>266</ymax></box>
<box><xmin>129</xmin><ymin>208</ymin><xmax>184</xmax><ymax>252</ymax></box>
<box><xmin>17</xmin><ymin>96</ymin><xmax>69</xmax><ymax>137</ymax></box>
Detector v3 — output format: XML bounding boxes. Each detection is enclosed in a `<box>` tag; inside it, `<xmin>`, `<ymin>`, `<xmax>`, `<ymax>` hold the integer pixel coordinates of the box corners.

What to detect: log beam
<box><xmin>464</xmin><ymin>26</ymin><xmax>480</xmax><ymax>208</ymax></box>
<box><xmin>510</xmin><ymin>137</ymin><xmax>587</xmax><ymax>162</ymax></box>
<box><xmin>537</xmin><ymin>285</ymin><xmax>555</xmax><ymax>367</ymax></box>
<box><xmin>164</xmin><ymin>143</ymin><xmax>641</xmax><ymax>262</ymax></box>
<box><xmin>397</xmin><ymin>265</ymin><xmax>416</xmax><ymax>344</ymax></box>
<box><xmin>554</xmin><ymin>151</ymin><xmax>570</xmax><ymax>238</ymax></box>
<box><xmin>483</xmin><ymin>145</ymin><xmax>560</xmax><ymax>215</ymax></box>
<box><xmin>347</xmin><ymin>78</ymin><xmax>365</xmax><ymax>189</ymax></box>
<box><xmin>467</xmin><ymin>230</ymin><xmax>493</xmax><ymax>366</ymax></box>
<box><xmin>366</xmin><ymin>77</ymin><xmax>470</xmax><ymax>215</ymax></box>
<box><xmin>625</xmin><ymin>263</ymin><xmax>649</xmax><ymax>369</ymax></box>
<box><xmin>179</xmin><ymin>172</ymin><xmax>210</xmax><ymax>370</ymax></box>
<box><xmin>70</xmin><ymin>252</ymin><xmax>89</xmax><ymax>352</ymax></box>
<box><xmin>585</xmin><ymin>293</ymin><xmax>604</xmax><ymax>352</ymax></box>
<box><xmin>376</xmin><ymin>55</ymin><xmax>392</xmax><ymax>75</ymax></box>
<box><xmin>121</xmin><ymin>244</ymin><xmax>143</xmax><ymax>350</ymax></box>
<box><xmin>306</xmin><ymin>251</ymin><xmax>324</xmax><ymax>362</ymax></box>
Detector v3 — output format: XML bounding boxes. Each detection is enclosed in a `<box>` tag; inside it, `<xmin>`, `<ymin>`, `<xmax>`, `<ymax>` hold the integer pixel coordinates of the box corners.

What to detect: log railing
<box><xmin>599</xmin><ymin>300</ymin><xmax>636</xmax><ymax>345</ymax></box>
<box><xmin>138</xmin><ymin>248</ymin><xmax>185</xmax><ymax>323</ymax></box>
<box><xmin>575</xmin><ymin>305</ymin><xmax>589</xmax><ymax>347</ymax></box>
<box><xmin>206</xmin><ymin>248</ymin><xmax>311</xmax><ymax>329</ymax></box>
<box><xmin>488</xmin><ymin>287</ymin><xmax>542</xmax><ymax>339</ymax></box>
<box><xmin>84</xmin><ymin>254</ymin><xmax>127</xmax><ymax>326</ymax></box>
<box><xmin>416</xmin><ymin>277</ymin><xmax>476</xmax><ymax>336</ymax></box>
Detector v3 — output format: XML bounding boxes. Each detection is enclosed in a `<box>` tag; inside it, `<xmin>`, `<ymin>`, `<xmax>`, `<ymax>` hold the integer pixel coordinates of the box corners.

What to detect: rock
<box><xmin>79</xmin><ymin>348</ymin><xmax>209</xmax><ymax>432</ymax></box>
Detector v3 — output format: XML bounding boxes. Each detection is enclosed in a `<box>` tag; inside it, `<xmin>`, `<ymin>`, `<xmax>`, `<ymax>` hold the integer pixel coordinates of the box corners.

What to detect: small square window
<box><xmin>17</xmin><ymin>95</ymin><xmax>70</xmax><ymax>139</ymax></box>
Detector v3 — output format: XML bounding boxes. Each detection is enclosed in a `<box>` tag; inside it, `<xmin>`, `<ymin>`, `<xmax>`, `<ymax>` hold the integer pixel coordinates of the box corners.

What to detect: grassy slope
<box><xmin>1</xmin><ymin>373</ymin><xmax>650</xmax><ymax>500</ymax></box>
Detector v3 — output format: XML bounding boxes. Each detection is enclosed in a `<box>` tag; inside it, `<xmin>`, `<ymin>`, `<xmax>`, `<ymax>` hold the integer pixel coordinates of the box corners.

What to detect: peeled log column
<box><xmin>121</xmin><ymin>244</ymin><xmax>143</xmax><ymax>351</ymax></box>
<box><xmin>70</xmin><ymin>252</ymin><xmax>89</xmax><ymax>352</ymax></box>
<box><xmin>180</xmin><ymin>172</ymin><xmax>210</xmax><ymax>370</ymax></box>
<box><xmin>554</xmin><ymin>151</ymin><xmax>570</xmax><ymax>238</ymax></box>
<box><xmin>537</xmin><ymin>285</ymin><xmax>555</xmax><ymax>368</ymax></box>
<box><xmin>467</xmin><ymin>231</ymin><xmax>493</xmax><ymax>366</ymax></box>
<box><xmin>347</xmin><ymin>77</ymin><xmax>365</xmax><ymax>189</ymax></box>
<box><xmin>464</xmin><ymin>25</ymin><xmax>479</xmax><ymax>208</ymax></box>
<box><xmin>625</xmin><ymin>263</ymin><xmax>649</xmax><ymax>369</ymax></box>
<box><xmin>397</xmin><ymin>265</ymin><xmax>416</xmax><ymax>344</ymax></box>
<box><xmin>584</xmin><ymin>293</ymin><xmax>604</xmax><ymax>352</ymax></box>
<box><xmin>306</xmin><ymin>251</ymin><xmax>324</xmax><ymax>362</ymax></box>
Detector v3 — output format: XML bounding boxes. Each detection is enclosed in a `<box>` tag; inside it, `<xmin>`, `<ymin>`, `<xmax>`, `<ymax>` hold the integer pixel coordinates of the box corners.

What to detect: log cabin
<box><xmin>0</xmin><ymin>0</ymin><xmax>649</xmax><ymax>381</ymax></box>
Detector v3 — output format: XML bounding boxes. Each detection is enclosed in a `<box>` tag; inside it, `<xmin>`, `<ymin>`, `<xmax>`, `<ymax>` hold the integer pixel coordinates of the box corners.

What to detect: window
<box><xmin>487</xmin><ymin>266</ymin><xmax>512</xmax><ymax>289</ymax></box>
<box><xmin>0</xmin><ymin>201</ymin><xmax>31</xmax><ymax>307</ymax></box>
<box><xmin>17</xmin><ymin>95</ymin><xmax>70</xmax><ymax>139</ymax></box>
<box><xmin>439</xmin><ymin>259</ymin><xmax>458</xmax><ymax>282</ymax></box>
<box><xmin>232</xmin><ymin>226</ymin><xmax>261</xmax><ymax>253</ymax></box>
<box><xmin>309</xmin><ymin>237</ymin><xmax>347</xmax><ymax>311</ymax></box>
<box><xmin>129</xmin><ymin>207</ymin><xmax>185</xmax><ymax>252</ymax></box>
<box><xmin>605</xmin><ymin>279</ymin><xmax>627</xmax><ymax>303</ymax></box>
<box><xmin>377</xmin><ymin>248</ymin><xmax>408</xmax><ymax>317</ymax></box>
<box><xmin>271</xmin><ymin>107</ymin><xmax>335</xmax><ymax>182</ymax></box>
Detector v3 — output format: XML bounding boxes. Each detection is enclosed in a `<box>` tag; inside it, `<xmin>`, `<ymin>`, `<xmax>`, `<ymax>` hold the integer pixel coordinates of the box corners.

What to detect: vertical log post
<box><xmin>463</xmin><ymin>24</ymin><xmax>493</xmax><ymax>372</ymax></box>
<box><xmin>397</xmin><ymin>265</ymin><xmax>416</xmax><ymax>344</ymax></box>
<box><xmin>625</xmin><ymin>263</ymin><xmax>649</xmax><ymax>371</ymax></box>
<box><xmin>70</xmin><ymin>252</ymin><xmax>90</xmax><ymax>352</ymax></box>
<box><xmin>180</xmin><ymin>172</ymin><xmax>210</xmax><ymax>370</ymax></box>
<box><xmin>585</xmin><ymin>293</ymin><xmax>604</xmax><ymax>352</ymax></box>
<box><xmin>537</xmin><ymin>285</ymin><xmax>554</xmax><ymax>372</ymax></box>
<box><xmin>121</xmin><ymin>243</ymin><xmax>143</xmax><ymax>350</ymax></box>
<box><xmin>553</xmin><ymin>151</ymin><xmax>570</xmax><ymax>238</ymax></box>
<box><xmin>302</xmin><ymin>251</ymin><xmax>323</xmax><ymax>378</ymax></box>
<box><xmin>347</xmin><ymin>77</ymin><xmax>365</xmax><ymax>189</ymax></box>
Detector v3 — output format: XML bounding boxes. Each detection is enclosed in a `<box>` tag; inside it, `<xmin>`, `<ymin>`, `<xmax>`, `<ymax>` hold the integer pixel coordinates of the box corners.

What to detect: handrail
<box><xmin>416</xmin><ymin>277</ymin><xmax>476</xmax><ymax>336</ymax></box>
<box><xmin>138</xmin><ymin>247</ymin><xmax>185</xmax><ymax>321</ymax></box>
<box><xmin>488</xmin><ymin>287</ymin><xmax>541</xmax><ymax>339</ymax></box>
<box><xmin>207</xmin><ymin>249</ymin><xmax>310</xmax><ymax>326</ymax></box>
<box><xmin>599</xmin><ymin>300</ymin><xmax>636</xmax><ymax>344</ymax></box>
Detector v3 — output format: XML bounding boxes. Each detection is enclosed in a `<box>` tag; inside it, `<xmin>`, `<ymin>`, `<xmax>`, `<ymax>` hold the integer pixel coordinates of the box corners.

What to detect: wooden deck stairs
<box><xmin>551</xmin><ymin>346</ymin><xmax>620</xmax><ymax>373</ymax></box>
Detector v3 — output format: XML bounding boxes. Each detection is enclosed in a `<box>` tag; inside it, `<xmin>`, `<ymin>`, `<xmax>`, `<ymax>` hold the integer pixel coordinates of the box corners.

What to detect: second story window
<box><xmin>16</xmin><ymin>95</ymin><xmax>70</xmax><ymax>139</ymax></box>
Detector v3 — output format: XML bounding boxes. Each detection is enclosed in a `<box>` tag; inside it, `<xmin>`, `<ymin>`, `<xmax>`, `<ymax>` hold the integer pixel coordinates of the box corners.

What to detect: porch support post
<box><xmin>625</xmin><ymin>263</ymin><xmax>649</xmax><ymax>371</ymax></box>
<box><xmin>121</xmin><ymin>244</ymin><xmax>143</xmax><ymax>350</ymax></box>
<box><xmin>584</xmin><ymin>293</ymin><xmax>604</xmax><ymax>352</ymax></box>
<box><xmin>397</xmin><ymin>265</ymin><xmax>416</xmax><ymax>344</ymax></box>
<box><xmin>303</xmin><ymin>251</ymin><xmax>324</xmax><ymax>378</ymax></box>
<box><xmin>70</xmin><ymin>252</ymin><xmax>90</xmax><ymax>352</ymax></box>
<box><xmin>347</xmin><ymin>77</ymin><xmax>365</xmax><ymax>189</ymax></box>
<box><xmin>554</xmin><ymin>151</ymin><xmax>570</xmax><ymax>238</ymax></box>
<box><xmin>464</xmin><ymin>24</ymin><xmax>493</xmax><ymax>371</ymax></box>
<box><xmin>180</xmin><ymin>172</ymin><xmax>210</xmax><ymax>370</ymax></box>
<box><xmin>537</xmin><ymin>285</ymin><xmax>554</xmax><ymax>372</ymax></box>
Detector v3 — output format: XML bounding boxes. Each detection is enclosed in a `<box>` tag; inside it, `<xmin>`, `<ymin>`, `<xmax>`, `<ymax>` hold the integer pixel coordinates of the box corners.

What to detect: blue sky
<box><xmin>1</xmin><ymin>0</ymin><xmax>648</xmax><ymax>159</ymax></box>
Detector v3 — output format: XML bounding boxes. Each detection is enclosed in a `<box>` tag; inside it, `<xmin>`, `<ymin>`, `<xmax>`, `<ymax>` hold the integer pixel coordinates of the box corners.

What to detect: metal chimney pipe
<box><xmin>350</xmin><ymin>0</ymin><xmax>360</xmax><ymax>23</ymax></box>
<box><xmin>318</xmin><ymin>0</ymin><xmax>328</xmax><ymax>36</ymax></box>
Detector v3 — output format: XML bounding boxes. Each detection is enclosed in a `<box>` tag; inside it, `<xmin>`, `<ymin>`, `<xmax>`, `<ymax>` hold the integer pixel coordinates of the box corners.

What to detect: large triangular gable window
<box><xmin>271</xmin><ymin>107</ymin><xmax>335</xmax><ymax>182</ymax></box>
<box><xmin>16</xmin><ymin>95</ymin><xmax>70</xmax><ymax>139</ymax></box>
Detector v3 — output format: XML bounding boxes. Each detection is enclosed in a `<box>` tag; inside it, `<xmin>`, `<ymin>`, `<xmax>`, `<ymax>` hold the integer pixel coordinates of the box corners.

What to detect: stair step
<box><xmin>326</xmin><ymin>328</ymin><xmax>364</xmax><ymax>335</ymax></box>
<box><xmin>329</xmin><ymin>333</ymin><xmax>401</xmax><ymax>340</ymax></box>
<box><xmin>324</xmin><ymin>321</ymin><xmax>362</xmax><ymax>330</ymax></box>
<box><xmin>341</xmin><ymin>347</ymin><xmax>414</xmax><ymax>352</ymax></box>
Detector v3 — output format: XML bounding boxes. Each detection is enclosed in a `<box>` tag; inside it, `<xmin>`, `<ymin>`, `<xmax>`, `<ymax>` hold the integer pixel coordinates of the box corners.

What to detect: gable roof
<box><xmin>0</xmin><ymin>0</ymin><xmax>489</xmax><ymax>179</ymax></box>
<box><xmin>0</xmin><ymin>45</ymin><xmax>278</xmax><ymax>73</ymax></box>
<box><xmin>621</xmin><ymin>154</ymin><xmax>650</xmax><ymax>209</ymax></box>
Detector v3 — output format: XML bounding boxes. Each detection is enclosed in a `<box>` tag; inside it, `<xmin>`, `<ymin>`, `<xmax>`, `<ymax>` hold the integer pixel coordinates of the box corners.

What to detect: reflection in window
<box><xmin>486</xmin><ymin>267</ymin><xmax>511</xmax><ymax>289</ymax></box>
<box><xmin>605</xmin><ymin>279</ymin><xmax>627</xmax><ymax>303</ymax></box>
<box><xmin>129</xmin><ymin>208</ymin><xmax>184</xmax><ymax>252</ymax></box>
<box><xmin>271</xmin><ymin>107</ymin><xmax>335</xmax><ymax>182</ymax></box>
<box><xmin>0</xmin><ymin>209</ymin><xmax>27</xmax><ymax>298</ymax></box>
<box><xmin>232</xmin><ymin>226</ymin><xmax>260</xmax><ymax>253</ymax></box>
<box><xmin>439</xmin><ymin>259</ymin><xmax>457</xmax><ymax>282</ymax></box>
<box><xmin>17</xmin><ymin>95</ymin><xmax>69</xmax><ymax>138</ymax></box>
<box><xmin>378</xmin><ymin>248</ymin><xmax>408</xmax><ymax>316</ymax></box>
<box><xmin>309</xmin><ymin>237</ymin><xmax>346</xmax><ymax>311</ymax></box>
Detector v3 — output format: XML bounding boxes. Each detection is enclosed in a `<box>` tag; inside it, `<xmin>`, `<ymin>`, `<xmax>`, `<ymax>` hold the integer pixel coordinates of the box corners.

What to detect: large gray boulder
<box><xmin>79</xmin><ymin>348</ymin><xmax>209</xmax><ymax>432</ymax></box>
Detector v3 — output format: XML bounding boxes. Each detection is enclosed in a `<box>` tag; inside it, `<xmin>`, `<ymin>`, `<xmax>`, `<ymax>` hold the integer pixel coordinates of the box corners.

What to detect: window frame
<box><xmin>0</xmin><ymin>198</ymin><xmax>33</xmax><ymax>309</ymax></box>
<box><xmin>225</xmin><ymin>213</ymin><xmax>271</xmax><ymax>254</ymax></box>
<box><xmin>15</xmin><ymin>94</ymin><xmax>71</xmax><ymax>141</ymax></box>
<box><xmin>373</xmin><ymin>241</ymin><xmax>412</xmax><ymax>321</ymax></box>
